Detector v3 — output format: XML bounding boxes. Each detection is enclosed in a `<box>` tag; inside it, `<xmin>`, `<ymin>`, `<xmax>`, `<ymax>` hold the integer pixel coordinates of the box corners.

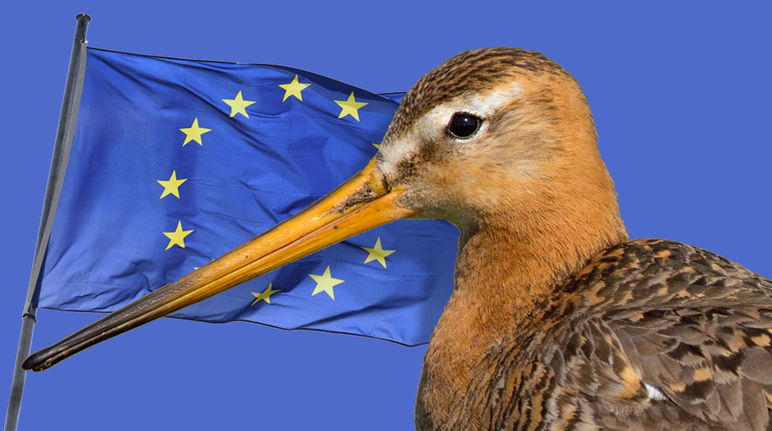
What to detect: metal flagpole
<box><xmin>3</xmin><ymin>13</ymin><xmax>91</xmax><ymax>431</ymax></box>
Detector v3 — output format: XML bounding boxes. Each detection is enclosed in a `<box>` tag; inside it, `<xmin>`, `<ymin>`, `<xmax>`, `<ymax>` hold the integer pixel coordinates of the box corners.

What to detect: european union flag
<box><xmin>36</xmin><ymin>48</ymin><xmax>458</xmax><ymax>346</ymax></box>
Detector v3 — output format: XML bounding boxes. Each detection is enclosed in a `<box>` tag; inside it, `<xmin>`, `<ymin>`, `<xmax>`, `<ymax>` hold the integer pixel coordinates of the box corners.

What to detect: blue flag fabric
<box><xmin>36</xmin><ymin>48</ymin><xmax>458</xmax><ymax>346</ymax></box>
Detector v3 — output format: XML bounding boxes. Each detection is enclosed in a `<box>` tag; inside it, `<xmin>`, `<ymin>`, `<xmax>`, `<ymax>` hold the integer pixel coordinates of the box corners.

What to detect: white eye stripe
<box><xmin>378</xmin><ymin>83</ymin><xmax>522</xmax><ymax>177</ymax></box>
<box><xmin>419</xmin><ymin>83</ymin><xmax>522</xmax><ymax>139</ymax></box>
<box><xmin>461</xmin><ymin>84</ymin><xmax>522</xmax><ymax>118</ymax></box>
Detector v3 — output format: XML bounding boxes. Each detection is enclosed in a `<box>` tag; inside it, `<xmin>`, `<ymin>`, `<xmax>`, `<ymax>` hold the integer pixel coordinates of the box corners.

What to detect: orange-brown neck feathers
<box><xmin>456</xmin><ymin>68</ymin><xmax>627</xmax><ymax>304</ymax></box>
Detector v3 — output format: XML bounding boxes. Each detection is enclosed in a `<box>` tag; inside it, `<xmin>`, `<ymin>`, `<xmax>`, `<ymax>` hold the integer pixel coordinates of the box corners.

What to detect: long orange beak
<box><xmin>23</xmin><ymin>158</ymin><xmax>415</xmax><ymax>371</ymax></box>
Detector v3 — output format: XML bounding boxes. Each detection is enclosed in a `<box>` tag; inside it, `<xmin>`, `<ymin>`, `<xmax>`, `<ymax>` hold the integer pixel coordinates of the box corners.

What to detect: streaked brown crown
<box><xmin>387</xmin><ymin>47</ymin><xmax>575</xmax><ymax>138</ymax></box>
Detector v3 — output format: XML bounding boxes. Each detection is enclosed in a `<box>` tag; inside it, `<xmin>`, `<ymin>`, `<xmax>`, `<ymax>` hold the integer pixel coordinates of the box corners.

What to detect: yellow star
<box><xmin>309</xmin><ymin>266</ymin><xmax>344</xmax><ymax>300</ymax></box>
<box><xmin>334</xmin><ymin>92</ymin><xmax>368</xmax><ymax>121</ymax></box>
<box><xmin>179</xmin><ymin>118</ymin><xmax>211</xmax><ymax>146</ymax></box>
<box><xmin>372</xmin><ymin>143</ymin><xmax>380</xmax><ymax>150</ymax></box>
<box><xmin>278</xmin><ymin>74</ymin><xmax>311</xmax><ymax>102</ymax></box>
<box><xmin>361</xmin><ymin>237</ymin><xmax>396</xmax><ymax>269</ymax></box>
<box><xmin>162</xmin><ymin>220</ymin><xmax>193</xmax><ymax>250</ymax></box>
<box><xmin>156</xmin><ymin>170</ymin><xmax>188</xmax><ymax>199</ymax></box>
<box><xmin>250</xmin><ymin>283</ymin><xmax>281</xmax><ymax>305</ymax></box>
<box><xmin>222</xmin><ymin>90</ymin><xmax>255</xmax><ymax>118</ymax></box>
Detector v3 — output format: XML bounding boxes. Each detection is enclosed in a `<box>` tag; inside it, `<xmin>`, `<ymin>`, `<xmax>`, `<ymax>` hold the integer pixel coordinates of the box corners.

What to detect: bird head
<box><xmin>23</xmin><ymin>47</ymin><xmax>625</xmax><ymax>371</ymax></box>
<box><xmin>380</xmin><ymin>48</ymin><xmax>623</xmax><ymax>243</ymax></box>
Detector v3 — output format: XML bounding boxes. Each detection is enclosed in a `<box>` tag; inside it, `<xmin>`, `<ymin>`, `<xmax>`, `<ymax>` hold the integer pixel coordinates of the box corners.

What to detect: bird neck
<box><xmin>430</xmin><ymin>171</ymin><xmax>629</xmax><ymax>363</ymax></box>
<box><xmin>421</xmin><ymin>196</ymin><xmax>627</xmax><ymax>420</ymax></box>
<box><xmin>453</xmin><ymin>194</ymin><xmax>628</xmax><ymax>330</ymax></box>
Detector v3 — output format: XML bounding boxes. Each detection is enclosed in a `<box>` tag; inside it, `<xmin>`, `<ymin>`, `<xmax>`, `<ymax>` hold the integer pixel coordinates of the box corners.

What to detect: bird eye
<box><xmin>447</xmin><ymin>113</ymin><xmax>482</xmax><ymax>139</ymax></box>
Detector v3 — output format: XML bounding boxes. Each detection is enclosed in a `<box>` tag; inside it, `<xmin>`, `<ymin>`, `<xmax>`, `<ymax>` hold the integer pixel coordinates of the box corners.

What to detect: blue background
<box><xmin>2</xmin><ymin>2</ymin><xmax>770</xmax><ymax>430</ymax></box>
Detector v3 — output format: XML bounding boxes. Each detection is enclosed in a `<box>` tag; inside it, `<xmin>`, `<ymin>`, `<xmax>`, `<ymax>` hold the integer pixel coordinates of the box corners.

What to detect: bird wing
<box><xmin>608</xmin><ymin>302</ymin><xmax>772</xmax><ymax>430</ymax></box>
<box><xmin>560</xmin><ymin>239</ymin><xmax>772</xmax><ymax>430</ymax></box>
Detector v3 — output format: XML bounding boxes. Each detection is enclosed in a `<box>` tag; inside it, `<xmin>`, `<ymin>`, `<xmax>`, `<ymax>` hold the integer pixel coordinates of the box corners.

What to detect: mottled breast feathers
<box><xmin>417</xmin><ymin>239</ymin><xmax>772</xmax><ymax>430</ymax></box>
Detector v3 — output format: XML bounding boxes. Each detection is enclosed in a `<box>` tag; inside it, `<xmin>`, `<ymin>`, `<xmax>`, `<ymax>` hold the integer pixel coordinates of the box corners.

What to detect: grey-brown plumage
<box><xmin>416</xmin><ymin>239</ymin><xmax>772</xmax><ymax>430</ymax></box>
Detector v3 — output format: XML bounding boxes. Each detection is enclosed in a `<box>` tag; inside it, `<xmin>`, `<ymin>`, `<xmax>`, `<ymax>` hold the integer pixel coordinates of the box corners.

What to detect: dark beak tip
<box><xmin>22</xmin><ymin>352</ymin><xmax>51</xmax><ymax>372</ymax></box>
<box><xmin>20</xmin><ymin>357</ymin><xmax>35</xmax><ymax>371</ymax></box>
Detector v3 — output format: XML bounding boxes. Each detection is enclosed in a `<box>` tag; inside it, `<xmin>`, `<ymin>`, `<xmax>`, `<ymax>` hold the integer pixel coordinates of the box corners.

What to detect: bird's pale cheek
<box><xmin>392</xmin><ymin>182</ymin><xmax>430</xmax><ymax>214</ymax></box>
<box><xmin>377</xmin><ymin>136</ymin><xmax>422</xmax><ymax>179</ymax></box>
<box><xmin>391</xmin><ymin>177</ymin><xmax>472</xmax><ymax>225</ymax></box>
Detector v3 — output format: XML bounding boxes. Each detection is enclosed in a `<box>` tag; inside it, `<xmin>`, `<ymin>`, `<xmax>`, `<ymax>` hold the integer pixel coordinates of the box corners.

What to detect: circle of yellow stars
<box><xmin>158</xmin><ymin>73</ymin><xmax>384</xmax><ymax>308</ymax></box>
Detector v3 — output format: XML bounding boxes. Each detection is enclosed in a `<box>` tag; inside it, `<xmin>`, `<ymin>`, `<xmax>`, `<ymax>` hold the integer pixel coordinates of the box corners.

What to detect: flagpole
<box><xmin>3</xmin><ymin>13</ymin><xmax>91</xmax><ymax>431</ymax></box>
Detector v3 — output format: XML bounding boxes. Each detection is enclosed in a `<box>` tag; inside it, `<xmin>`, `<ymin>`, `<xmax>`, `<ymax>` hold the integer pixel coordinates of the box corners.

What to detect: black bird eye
<box><xmin>447</xmin><ymin>113</ymin><xmax>482</xmax><ymax>139</ymax></box>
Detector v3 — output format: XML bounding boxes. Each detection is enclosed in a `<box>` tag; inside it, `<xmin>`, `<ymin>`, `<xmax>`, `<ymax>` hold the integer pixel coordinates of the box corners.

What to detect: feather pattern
<box><xmin>417</xmin><ymin>239</ymin><xmax>772</xmax><ymax>430</ymax></box>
